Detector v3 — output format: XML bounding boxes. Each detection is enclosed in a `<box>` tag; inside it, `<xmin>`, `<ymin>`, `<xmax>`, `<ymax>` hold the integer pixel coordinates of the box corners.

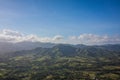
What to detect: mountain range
<box><xmin>2</xmin><ymin>43</ymin><xmax>120</xmax><ymax>59</ymax></box>
<box><xmin>0</xmin><ymin>42</ymin><xmax>54</xmax><ymax>54</ymax></box>
<box><xmin>0</xmin><ymin>42</ymin><xmax>120</xmax><ymax>80</ymax></box>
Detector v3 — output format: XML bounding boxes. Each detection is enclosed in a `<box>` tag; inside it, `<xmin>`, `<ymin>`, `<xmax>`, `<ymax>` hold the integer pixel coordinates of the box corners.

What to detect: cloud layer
<box><xmin>0</xmin><ymin>29</ymin><xmax>120</xmax><ymax>45</ymax></box>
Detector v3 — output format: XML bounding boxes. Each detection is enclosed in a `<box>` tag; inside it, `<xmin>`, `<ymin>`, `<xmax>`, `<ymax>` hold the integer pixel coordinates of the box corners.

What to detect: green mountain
<box><xmin>6</xmin><ymin>44</ymin><xmax>120</xmax><ymax>58</ymax></box>
<box><xmin>0</xmin><ymin>44</ymin><xmax>120</xmax><ymax>80</ymax></box>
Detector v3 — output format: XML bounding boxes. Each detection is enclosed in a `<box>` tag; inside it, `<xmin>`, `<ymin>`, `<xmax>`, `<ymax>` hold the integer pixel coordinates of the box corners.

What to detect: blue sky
<box><xmin>0</xmin><ymin>0</ymin><xmax>120</xmax><ymax>36</ymax></box>
<box><xmin>0</xmin><ymin>0</ymin><xmax>120</xmax><ymax>44</ymax></box>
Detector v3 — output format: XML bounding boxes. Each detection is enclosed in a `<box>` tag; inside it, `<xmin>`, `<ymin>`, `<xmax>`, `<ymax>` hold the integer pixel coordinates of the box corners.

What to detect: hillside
<box><xmin>0</xmin><ymin>42</ymin><xmax>54</xmax><ymax>54</ymax></box>
<box><xmin>0</xmin><ymin>44</ymin><xmax>120</xmax><ymax>80</ymax></box>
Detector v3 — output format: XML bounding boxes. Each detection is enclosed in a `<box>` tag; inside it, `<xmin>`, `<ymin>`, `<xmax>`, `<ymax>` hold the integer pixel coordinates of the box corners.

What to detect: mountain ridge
<box><xmin>4</xmin><ymin>44</ymin><xmax>120</xmax><ymax>59</ymax></box>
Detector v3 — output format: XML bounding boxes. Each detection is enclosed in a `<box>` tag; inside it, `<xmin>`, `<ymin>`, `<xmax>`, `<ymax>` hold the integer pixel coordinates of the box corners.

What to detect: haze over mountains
<box><xmin>5</xmin><ymin>44</ymin><xmax>119</xmax><ymax>59</ymax></box>
<box><xmin>0</xmin><ymin>41</ymin><xmax>55</xmax><ymax>54</ymax></box>
<box><xmin>0</xmin><ymin>43</ymin><xmax>120</xmax><ymax>80</ymax></box>
<box><xmin>0</xmin><ymin>30</ymin><xmax>120</xmax><ymax>80</ymax></box>
<box><xmin>0</xmin><ymin>29</ymin><xmax>120</xmax><ymax>80</ymax></box>
<box><xmin>0</xmin><ymin>39</ymin><xmax>120</xmax><ymax>56</ymax></box>
<box><xmin>0</xmin><ymin>29</ymin><xmax>120</xmax><ymax>54</ymax></box>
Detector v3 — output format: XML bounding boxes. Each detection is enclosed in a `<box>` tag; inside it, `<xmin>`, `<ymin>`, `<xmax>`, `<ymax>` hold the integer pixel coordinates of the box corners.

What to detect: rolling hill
<box><xmin>0</xmin><ymin>44</ymin><xmax>120</xmax><ymax>80</ymax></box>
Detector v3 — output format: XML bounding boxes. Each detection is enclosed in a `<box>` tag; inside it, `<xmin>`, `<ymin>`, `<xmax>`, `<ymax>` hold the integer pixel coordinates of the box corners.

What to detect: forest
<box><xmin>0</xmin><ymin>44</ymin><xmax>120</xmax><ymax>80</ymax></box>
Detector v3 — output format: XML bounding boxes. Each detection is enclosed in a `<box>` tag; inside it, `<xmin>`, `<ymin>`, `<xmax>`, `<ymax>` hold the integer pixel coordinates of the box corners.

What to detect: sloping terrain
<box><xmin>0</xmin><ymin>44</ymin><xmax>120</xmax><ymax>80</ymax></box>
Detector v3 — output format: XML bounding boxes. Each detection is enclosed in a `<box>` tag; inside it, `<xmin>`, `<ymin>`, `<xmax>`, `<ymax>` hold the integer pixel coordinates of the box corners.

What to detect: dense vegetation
<box><xmin>0</xmin><ymin>44</ymin><xmax>120</xmax><ymax>80</ymax></box>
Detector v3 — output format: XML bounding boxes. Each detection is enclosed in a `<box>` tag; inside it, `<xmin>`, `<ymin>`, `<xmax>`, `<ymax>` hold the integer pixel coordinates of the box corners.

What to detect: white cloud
<box><xmin>69</xmin><ymin>36</ymin><xmax>77</xmax><ymax>40</ymax></box>
<box><xmin>52</xmin><ymin>35</ymin><xmax>63</xmax><ymax>41</ymax></box>
<box><xmin>0</xmin><ymin>29</ymin><xmax>63</xmax><ymax>43</ymax></box>
<box><xmin>0</xmin><ymin>29</ymin><xmax>120</xmax><ymax>45</ymax></box>
<box><xmin>2</xmin><ymin>29</ymin><xmax>23</xmax><ymax>37</ymax></box>
<box><xmin>69</xmin><ymin>34</ymin><xmax>120</xmax><ymax>45</ymax></box>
